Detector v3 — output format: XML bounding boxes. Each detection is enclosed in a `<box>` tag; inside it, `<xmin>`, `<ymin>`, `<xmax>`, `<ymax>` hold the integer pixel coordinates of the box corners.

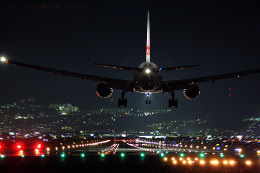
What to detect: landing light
<box><xmin>145</xmin><ymin>68</ymin><xmax>151</xmax><ymax>74</ymax></box>
<box><xmin>1</xmin><ymin>57</ymin><xmax>6</xmax><ymax>62</ymax></box>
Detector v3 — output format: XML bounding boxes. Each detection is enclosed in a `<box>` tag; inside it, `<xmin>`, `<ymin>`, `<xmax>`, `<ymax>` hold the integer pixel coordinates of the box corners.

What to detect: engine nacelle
<box><xmin>96</xmin><ymin>83</ymin><xmax>113</xmax><ymax>98</ymax></box>
<box><xmin>183</xmin><ymin>84</ymin><xmax>200</xmax><ymax>100</ymax></box>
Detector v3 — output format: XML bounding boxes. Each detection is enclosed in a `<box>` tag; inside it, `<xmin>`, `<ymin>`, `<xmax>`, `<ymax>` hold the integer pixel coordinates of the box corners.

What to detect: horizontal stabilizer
<box><xmin>155</xmin><ymin>64</ymin><xmax>202</xmax><ymax>72</ymax></box>
<box><xmin>94</xmin><ymin>63</ymin><xmax>140</xmax><ymax>72</ymax></box>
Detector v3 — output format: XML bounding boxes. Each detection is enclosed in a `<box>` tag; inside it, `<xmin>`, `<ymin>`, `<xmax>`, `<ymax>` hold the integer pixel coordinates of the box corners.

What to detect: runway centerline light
<box><xmin>240</xmin><ymin>154</ymin><xmax>245</xmax><ymax>158</ymax></box>
<box><xmin>101</xmin><ymin>153</ymin><xmax>105</xmax><ymax>158</ymax></box>
<box><xmin>60</xmin><ymin>153</ymin><xmax>65</xmax><ymax>158</ymax></box>
<box><xmin>0</xmin><ymin>155</ymin><xmax>5</xmax><ymax>158</ymax></box>
<box><xmin>220</xmin><ymin>153</ymin><xmax>224</xmax><ymax>158</ymax></box>
<box><xmin>180</xmin><ymin>153</ymin><xmax>184</xmax><ymax>157</ymax></box>
<box><xmin>81</xmin><ymin>153</ymin><xmax>85</xmax><ymax>158</ymax></box>
<box><xmin>120</xmin><ymin>153</ymin><xmax>125</xmax><ymax>157</ymax></box>
<box><xmin>140</xmin><ymin>153</ymin><xmax>145</xmax><ymax>157</ymax></box>
<box><xmin>160</xmin><ymin>153</ymin><xmax>164</xmax><ymax>157</ymax></box>
<box><xmin>41</xmin><ymin>154</ymin><xmax>45</xmax><ymax>158</ymax></box>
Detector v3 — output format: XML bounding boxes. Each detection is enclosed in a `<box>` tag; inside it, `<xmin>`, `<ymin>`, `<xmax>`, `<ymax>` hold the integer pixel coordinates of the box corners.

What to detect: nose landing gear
<box><xmin>145</xmin><ymin>92</ymin><xmax>151</xmax><ymax>104</ymax></box>
<box><xmin>118</xmin><ymin>90</ymin><xmax>127</xmax><ymax>107</ymax></box>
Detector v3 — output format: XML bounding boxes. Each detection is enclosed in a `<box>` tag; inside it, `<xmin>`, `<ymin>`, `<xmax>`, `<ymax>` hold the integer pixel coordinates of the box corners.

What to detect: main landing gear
<box><xmin>118</xmin><ymin>90</ymin><xmax>127</xmax><ymax>107</ymax></box>
<box><xmin>168</xmin><ymin>91</ymin><xmax>178</xmax><ymax>108</ymax></box>
<box><xmin>145</xmin><ymin>92</ymin><xmax>151</xmax><ymax>104</ymax></box>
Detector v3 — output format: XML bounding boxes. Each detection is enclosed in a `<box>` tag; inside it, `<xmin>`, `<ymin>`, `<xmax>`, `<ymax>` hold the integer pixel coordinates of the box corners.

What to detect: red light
<box><xmin>37</xmin><ymin>144</ymin><xmax>42</xmax><ymax>149</ymax></box>
<box><xmin>228</xmin><ymin>94</ymin><xmax>231</xmax><ymax>97</ymax></box>
<box><xmin>229</xmin><ymin>88</ymin><xmax>231</xmax><ymax>90</ymax></box>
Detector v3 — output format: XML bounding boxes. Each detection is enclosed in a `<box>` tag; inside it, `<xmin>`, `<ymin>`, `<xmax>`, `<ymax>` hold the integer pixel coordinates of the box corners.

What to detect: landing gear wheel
<box><xmin>168</xmin><ymin>91</ymin><xmax>178</xmax><ymax>108</ymax></box>
<box><xmin>145</xmin><ymin>100</ymin><xmax>148</xmax><ymax>104</ymax></box>
<box><xmin>124</xmin><ymin>98</ymin><xmax>127</xmax><ymax>107</ymax></box>
<box><xmin>149</xmin><ymin>100</ymin><xmax>151</xmax><ymax>104</ymax></box>
<box><xmin>118</xmin><ymin>90</ymin><xmax>127</xmax><ymax>107</ymax></box>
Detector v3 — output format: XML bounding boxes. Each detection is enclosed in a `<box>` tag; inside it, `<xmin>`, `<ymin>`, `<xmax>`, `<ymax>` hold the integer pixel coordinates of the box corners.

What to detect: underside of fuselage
<box><xmin>133</xmin><ymin>62</ymin><xmax>163</xmax><ymax>93</ymax></box>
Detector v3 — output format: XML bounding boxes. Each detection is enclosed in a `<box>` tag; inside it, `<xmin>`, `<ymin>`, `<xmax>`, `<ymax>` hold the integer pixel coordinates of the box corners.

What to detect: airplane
<box><xmin>0</xmin><ymin>12</ymin><xmax>260</xmax><ymax>108</ymax></box>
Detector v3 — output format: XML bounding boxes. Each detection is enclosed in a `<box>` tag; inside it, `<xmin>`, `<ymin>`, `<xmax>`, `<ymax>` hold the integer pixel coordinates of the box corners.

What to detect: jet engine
<box><xmin>96</xmin><ymin>83</ymin><xmax>113</xmax><ymax>98</ymax></box>
<box><xmin>183</xmin><ymin>84</ymin><xmax>200</xmax><ymax>99</ymax></box>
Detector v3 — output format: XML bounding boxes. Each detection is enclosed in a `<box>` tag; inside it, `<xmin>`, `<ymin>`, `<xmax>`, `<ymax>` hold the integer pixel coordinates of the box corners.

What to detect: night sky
<box><xmin>0</xmin><ymin>1</ymin><xmax>259</xmax><ymax>123</ymax></box>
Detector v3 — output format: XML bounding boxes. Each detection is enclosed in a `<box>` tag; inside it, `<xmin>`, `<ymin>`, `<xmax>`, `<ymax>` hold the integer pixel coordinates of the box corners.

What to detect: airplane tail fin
<box><xmin>146</xmin><ymin>11</ymin><xmax>150</xmax><ymax>63</ymax></box>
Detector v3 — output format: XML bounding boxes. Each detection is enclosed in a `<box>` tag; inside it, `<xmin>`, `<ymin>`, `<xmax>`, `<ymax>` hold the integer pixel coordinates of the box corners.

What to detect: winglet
<box><xmin>146</xmin><ymin>11</ymin><xmax>150</xmax><ymax>63</ymax></box>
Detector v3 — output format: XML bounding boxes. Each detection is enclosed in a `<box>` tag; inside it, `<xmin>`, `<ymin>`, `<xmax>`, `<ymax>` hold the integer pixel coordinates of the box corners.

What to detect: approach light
<box><xmin>36</xmin><ymin>144</ymin><xmax>42</xmax><ymax>149</ymax></box>
<box><xmin>245</xmin><ymin>160</ymin><xmax>252</xmax><ymax>166</ymax></box>
<box><xmin>223</xmin><ymin>160</ymin><xmax>228</xmax><ymax>165</ymax></box>
<box><xmin>0</xmin><ymin>57</ymin><xmax>6</xmax><ymax>62</ymax></box>
<box><xmin>210</xmin><ymin>160</ymin><xmax>219</xmax><ymax>165</ymax></box>
<box><xmin>145</xmin><ymin>68</ymin><xmax>151</xmax><ymax>74</ymax></box>
<box><xmin>229</xmin><ymin>160</ymin><xmax>235</xmax><ymax>165</ymax></box>
<box><xmin>199</xmin><ymin>160</ymin><xmax>205</xmax><ymax>165</ymax></box>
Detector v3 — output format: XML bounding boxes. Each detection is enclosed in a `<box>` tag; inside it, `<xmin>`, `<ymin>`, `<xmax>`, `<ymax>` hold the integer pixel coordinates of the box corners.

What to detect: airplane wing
<box><xmin>163</xmin><ymin>68</ymin><xmax>260</xmax><ymax>91</ymax></box>
<box><xmin>3</xmin><ymin>59</ymin><xmax>134</xmax><ymax>92</ymax></box>
<box><xmin>155</xmin><ymin>64</ymin><xmax>202</xmax><ymax>72</ymax></box>
<box><xmin>94</xmin><ymin>62</ymin><xmax>140</xmax><ymax>72</ymax></box>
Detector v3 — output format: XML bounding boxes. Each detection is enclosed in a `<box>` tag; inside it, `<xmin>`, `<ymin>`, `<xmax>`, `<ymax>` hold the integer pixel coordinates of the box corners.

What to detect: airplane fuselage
<box><xmin>134</xmin><ymin>62</ymin><xmax>163</xmax><ymax>93</ymax></box>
